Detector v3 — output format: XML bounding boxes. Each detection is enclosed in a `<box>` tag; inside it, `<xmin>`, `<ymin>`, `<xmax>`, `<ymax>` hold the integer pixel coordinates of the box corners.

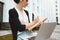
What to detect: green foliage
<box><xmin>0</xmin><ymin>34</ymin><xmax>13</xmax><ymax>40</ymax></box>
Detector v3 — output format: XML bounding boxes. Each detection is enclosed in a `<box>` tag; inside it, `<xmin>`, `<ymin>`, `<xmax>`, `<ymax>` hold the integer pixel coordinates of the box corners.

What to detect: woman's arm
<box><xmin>25</xmin><ymin>18</ymin><xmax>39</xmax><ymax>30</ymax></box>
<box><xmin>26</xmin><ymin>17</ymin><xmax>47</xmax><ymax>30</ymax></box>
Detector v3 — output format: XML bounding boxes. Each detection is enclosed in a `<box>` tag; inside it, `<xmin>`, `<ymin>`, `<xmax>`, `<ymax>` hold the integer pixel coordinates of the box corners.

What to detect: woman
<box><xmin>9</xmin><ymin>0</ymin><xmax>46</xmax><ymax>40</ymax></box>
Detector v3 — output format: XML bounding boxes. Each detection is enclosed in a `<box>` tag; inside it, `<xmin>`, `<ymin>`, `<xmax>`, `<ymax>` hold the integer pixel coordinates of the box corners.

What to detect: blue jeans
<box><xmin>17</xmin><ymin>31</ymin><xmax>33</xmax><ymax>40</ymax></box>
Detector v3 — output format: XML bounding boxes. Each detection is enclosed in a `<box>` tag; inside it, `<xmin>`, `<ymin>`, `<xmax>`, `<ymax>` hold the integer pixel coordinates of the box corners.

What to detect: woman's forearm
<box><xmin>27</xmin><ymin>21</ymin><xmax>40</xmax><ymax>30</ymax></box>
<box><xmin>26</xmin><ymin>17</ymin><xmax>47</xmax><ymax>30</ymax></box>
<box><xmin>26</xmin><ymin>18</ymin><xmax>40</xmax><ymax>30</ymax></box>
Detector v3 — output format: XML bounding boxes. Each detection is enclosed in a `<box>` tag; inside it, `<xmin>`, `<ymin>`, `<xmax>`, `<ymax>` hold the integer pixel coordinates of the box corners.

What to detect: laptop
<box><xmin>35</xmin><ymin>22</ymin><xmax>57</xmax><ymax>40</ymax></box>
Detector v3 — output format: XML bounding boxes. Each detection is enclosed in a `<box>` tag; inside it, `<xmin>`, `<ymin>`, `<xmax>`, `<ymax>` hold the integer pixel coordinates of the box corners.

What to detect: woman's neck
<box><xmin>16</xmin><ymin>4</ymin><xmax>23</xmax><ymax>12</ymax></box>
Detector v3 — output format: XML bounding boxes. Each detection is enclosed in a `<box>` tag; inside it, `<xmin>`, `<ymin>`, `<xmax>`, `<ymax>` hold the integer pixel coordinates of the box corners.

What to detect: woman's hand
<box><xmin>26</xmin><ymin>17</ymin><xmax>47</xmax><ymax>30</ymax></box>
<box><xmin>38</xmin><ymin>17</ymin><xmax>47</xmax><ymax>24</ymax></box>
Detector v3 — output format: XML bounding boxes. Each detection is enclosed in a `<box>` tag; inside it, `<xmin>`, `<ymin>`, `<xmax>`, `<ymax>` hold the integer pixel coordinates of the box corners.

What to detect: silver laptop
<box><xmin>35</xmin><ymin>22</ymin><xmax>57</xmax><ymax>40</ymax></box>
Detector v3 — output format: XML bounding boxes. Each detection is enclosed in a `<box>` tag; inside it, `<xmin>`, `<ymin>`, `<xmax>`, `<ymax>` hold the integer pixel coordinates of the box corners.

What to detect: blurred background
<box><xmin>0</xmin><ymin>0</ymin><xmax>60</xmax><ymax>40</ymax></box>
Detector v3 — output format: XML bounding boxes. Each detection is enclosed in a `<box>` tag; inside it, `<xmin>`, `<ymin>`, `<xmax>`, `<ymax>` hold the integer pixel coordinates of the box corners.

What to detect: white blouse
<box><xmin>15</xmin><ymin>7</ymin><xmax>29</xmax><ymax>25</ymax></box>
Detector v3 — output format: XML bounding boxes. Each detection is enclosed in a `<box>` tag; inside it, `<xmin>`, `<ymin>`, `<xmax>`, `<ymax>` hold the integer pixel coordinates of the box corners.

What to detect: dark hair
<box><xmin>14</xmin><ymin>0</ymin><xmax>20</xmax><ymax>4</ymax></box>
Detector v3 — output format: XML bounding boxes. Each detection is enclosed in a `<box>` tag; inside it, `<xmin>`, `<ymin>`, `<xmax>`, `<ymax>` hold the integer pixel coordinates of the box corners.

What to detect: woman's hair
<box><xmin>14</xmin><ymin>0</ymin><xmax>20</xmax><ymax>4</ymax></box>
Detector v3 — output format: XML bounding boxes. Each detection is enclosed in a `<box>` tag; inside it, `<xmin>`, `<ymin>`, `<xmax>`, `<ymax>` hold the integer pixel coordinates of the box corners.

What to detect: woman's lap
<box><xmin>17</xmin><ymin>31</ymin><xmax>32</xmax><ymax>40</ymax></box>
